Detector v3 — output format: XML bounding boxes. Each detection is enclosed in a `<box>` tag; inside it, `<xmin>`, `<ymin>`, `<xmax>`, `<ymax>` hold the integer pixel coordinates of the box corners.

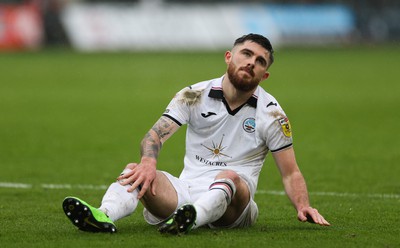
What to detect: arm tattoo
<box><xmin>152</xmin><ymin>117</ymin><xmax>175</xmax><ymax>141</ymax></box>
<box><xmin>140</xmin><ymin>116</ymin><xmax>178</xmax><ymax>159</ymax></box>
<box><xmin>140</xmin><ymin>132</ymin><xmax>160</xmax><ymax>159</ymax></box>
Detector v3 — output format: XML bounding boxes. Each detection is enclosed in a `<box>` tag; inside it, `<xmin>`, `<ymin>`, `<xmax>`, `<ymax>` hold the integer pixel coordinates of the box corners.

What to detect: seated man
<box><xmin>62</xmin><ymin>33</ymin><xmax>330</xmax><ymax>235</ymax></box>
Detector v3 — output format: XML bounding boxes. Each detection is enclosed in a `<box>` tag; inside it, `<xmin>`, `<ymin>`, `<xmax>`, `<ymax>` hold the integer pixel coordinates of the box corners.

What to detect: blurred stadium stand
<box><xmin>0</xmin><ymin>0</ymin><xmax>399</xmax><ymax>51</ymax></box>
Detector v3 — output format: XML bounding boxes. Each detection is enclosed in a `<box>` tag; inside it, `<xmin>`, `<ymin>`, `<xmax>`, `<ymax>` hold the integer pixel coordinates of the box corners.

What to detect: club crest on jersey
<box><xmin>278</xmin><ymin>117</ymin><xmax>292</xmax><ymax>137</ymax></box>
<box><xmin>243</xmin><ymin>118</ymin><xmax>256</xmax><ymax>133</ymax></box>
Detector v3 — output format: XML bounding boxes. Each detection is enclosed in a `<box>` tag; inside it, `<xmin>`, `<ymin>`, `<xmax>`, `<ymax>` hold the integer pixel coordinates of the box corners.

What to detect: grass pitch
<box><xmin>0</xmin><ymin>46</ymin><xmax>399</xmax><ymax>247</ymax></box>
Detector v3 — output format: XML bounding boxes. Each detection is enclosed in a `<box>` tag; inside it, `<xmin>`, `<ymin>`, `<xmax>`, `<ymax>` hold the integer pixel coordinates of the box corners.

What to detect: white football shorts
<box><xmin>143</xmin><ymin>171</ymin><xmax>259</xmax><ymax>229</ymax></box>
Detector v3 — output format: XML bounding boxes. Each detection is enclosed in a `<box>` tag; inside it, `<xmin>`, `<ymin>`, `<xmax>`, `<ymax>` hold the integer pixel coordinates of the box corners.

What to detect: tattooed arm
<box><xmin>140</xmin><ymin>116</ymin><xmax>180</xmax><ymax>159</ymax></box>
<box><xmin>118</xmin><ymin>116</ymin><xmax>180</xmax><ymax>198</ymax></box>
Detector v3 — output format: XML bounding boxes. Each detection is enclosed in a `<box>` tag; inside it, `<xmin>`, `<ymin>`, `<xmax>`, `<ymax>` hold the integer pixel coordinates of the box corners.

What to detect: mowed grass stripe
<box><xmin>1</xmin><ymin>182</ymin><xmax>399</xmax><ymax>199</ymax></box>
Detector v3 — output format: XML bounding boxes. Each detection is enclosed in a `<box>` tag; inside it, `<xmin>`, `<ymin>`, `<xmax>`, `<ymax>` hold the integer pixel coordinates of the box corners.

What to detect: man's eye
<box><xmin>257</xmin><ymin>59</ymin><xmax>267</xmax><ymax>66</ymax></box>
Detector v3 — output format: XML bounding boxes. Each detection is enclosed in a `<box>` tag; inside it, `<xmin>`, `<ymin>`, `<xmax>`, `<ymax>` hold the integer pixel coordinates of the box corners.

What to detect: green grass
<box><xmin>0</xmin><ymin>46</ymin><xmax>399</xmax><ymax>247</ymax></box>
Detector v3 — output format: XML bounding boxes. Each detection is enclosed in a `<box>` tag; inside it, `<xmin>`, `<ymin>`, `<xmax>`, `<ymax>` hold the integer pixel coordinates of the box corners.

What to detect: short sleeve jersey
<box><xmin>162</xmin><ymin>76</ymin><xmax>293</xmax><ymax>195</ymax></box>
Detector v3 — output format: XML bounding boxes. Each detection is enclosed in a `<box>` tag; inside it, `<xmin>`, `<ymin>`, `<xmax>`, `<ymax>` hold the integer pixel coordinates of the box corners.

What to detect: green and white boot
<box><xmin>62</xmin><ymin>197</ymin><xmax>116</xmax><ymax>233</ymax></box>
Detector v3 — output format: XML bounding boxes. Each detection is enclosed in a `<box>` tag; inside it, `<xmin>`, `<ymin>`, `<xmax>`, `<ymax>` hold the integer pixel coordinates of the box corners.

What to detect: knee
<box><xmin>215</xmin><ymin>170</ymin><xmax>241</xmax><ymax>187</ymax></box>
<box><xmin>215</xmin><ymin>170</ymin><xmax>250</xmax><ymax>206</ymax></box>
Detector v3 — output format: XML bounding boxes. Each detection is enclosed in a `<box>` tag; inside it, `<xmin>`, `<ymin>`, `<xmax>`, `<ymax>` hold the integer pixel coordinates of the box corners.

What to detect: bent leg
<box><xmin>140</xmin><ymin>171</ymin><xmax>179</xmax><ymax>220</ymax></box>
<box><xmin>212</xmin><ymin>171</ymin><xmax>250</xmax><ymax>227</ymax></box>
<box><xmin>194</xmin><ymin>170</ymin><xmax>250</xmax><ymax>228</ymax></box>
<box><xmin>100</xmin><ymin>163</ymin><xmax>179</xmax><ymax>222</ymax></box>
<box><xmin>99</xmin><ymin>167</ymin><xmax>140</xmax><ymax>222</ymax></box>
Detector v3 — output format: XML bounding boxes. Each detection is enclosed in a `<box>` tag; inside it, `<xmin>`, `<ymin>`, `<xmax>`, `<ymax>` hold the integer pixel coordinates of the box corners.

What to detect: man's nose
<box><xmin>246</xmin><ymin>61</ymin><xmax>255</xmax><ymax>69</ymax></box>
<box><xmin>246</xmin><ymin>57</ymin><xmax>256</xmax><ymax>67</ymax></box>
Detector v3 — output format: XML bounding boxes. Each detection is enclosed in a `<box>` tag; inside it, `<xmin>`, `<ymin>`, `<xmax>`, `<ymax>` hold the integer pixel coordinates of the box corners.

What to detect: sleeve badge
<box><xmin>278</xmin><ymin>117</ymin><xmax>292</xmax><ymax>138</ymax></box>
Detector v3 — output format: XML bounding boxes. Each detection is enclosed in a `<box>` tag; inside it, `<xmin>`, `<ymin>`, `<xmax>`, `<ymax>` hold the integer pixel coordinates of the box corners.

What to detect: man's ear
<box><xmin>224</xmin><ymin>51</ymin><xmax>232</xmax><ymax>64</ymax></box>
<box><xmin>262</xmin><ymin>72</ymin><xmax>270</xmax><ymax>80</ymax></box>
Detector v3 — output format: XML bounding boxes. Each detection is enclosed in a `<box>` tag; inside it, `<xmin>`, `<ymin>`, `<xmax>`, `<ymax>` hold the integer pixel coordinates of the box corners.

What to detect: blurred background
<box><xmin>0</xmin><ymin>0</ymin><xmax>399</xmax><ymax>52</ymax></box>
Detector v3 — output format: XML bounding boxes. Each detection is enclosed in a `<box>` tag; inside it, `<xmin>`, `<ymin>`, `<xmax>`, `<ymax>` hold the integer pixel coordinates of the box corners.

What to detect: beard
<box><xmin>227</xmin><ymin>63</ymin><xmax>260</xmax><ymax>92</ymax></box>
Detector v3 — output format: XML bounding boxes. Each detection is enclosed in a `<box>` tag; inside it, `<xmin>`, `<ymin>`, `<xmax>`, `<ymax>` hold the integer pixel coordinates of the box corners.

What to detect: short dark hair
<box><xmin>233</xmin><ymin>33</ymin><xmax>274</xmax><ymax>66</ymax></box>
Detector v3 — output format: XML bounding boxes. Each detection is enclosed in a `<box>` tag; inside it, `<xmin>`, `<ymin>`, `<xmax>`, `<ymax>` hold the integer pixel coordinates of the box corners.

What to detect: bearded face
<box><xmin>227</xmin><ymin>61</ymin><xmax>262</xmax><ymax>93</ymax></box>
<box><xmin>225</xmin><ymin>41</ymin><xmax>270</xmax><ymax>93</ymax></box>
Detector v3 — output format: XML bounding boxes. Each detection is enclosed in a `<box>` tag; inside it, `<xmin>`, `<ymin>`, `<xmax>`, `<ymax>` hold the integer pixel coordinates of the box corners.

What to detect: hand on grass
<box><xmin>297</xmin><ymin>206</ymin><xmax>330</xmax><ymax>226</ymax></box>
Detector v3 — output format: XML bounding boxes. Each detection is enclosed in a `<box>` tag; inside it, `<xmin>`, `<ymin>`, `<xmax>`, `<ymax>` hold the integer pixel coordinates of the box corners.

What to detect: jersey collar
<box><xmin>208</xmin><ymin>77</ymin><xmax>258</xmax><ymax>108</ymax></box>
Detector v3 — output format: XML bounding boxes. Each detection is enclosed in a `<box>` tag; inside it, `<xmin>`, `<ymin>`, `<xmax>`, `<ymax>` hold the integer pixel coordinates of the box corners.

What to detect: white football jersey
<box><xmin>163</xmin><ymin>76</ymin><xmax>293</xmax><ymax>196</ymax></box>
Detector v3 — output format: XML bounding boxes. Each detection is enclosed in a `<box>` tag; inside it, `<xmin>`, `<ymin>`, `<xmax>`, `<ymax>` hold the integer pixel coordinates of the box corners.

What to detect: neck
<box><xmin>222</xmin><ymin>74</ymin><xmax>255</xmax><ymax>110</ymax></box>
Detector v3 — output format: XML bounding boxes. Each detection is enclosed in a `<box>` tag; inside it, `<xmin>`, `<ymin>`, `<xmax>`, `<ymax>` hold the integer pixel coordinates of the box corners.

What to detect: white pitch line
<box><xmin>41</xmin><ymin>183</ymin><xmax>108</xmax><ymax>190</ymax></box>
<box><xmin>0</xmin><ymin>182</ymin><xmax>32</xmax><ymax>189</ymax></box>
<box><xmin>256</xmin><ymin>190</ymin><xmax>400</xmax><ymax>199</ymax></box>
<box><xmin>1</xmin><ymin>182</ymin><xmax>399</xmax><ymax>200</ymax></box>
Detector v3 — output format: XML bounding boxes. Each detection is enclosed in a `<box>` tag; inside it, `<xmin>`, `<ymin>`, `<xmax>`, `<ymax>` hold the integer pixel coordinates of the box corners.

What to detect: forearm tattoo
<box><xmin>152</xmin><ymin>117</ymin><xmax>174</xmax><ymax>141</ymax></box>
<box><xmin>140</xmin><ymin>117</ymin><xmax>177</xmax><ymax>159</ymax></box>
<box><xmin>140</xmin><ymin>132</ymin><xmax>160</xmax><ymax>159</ymax></box>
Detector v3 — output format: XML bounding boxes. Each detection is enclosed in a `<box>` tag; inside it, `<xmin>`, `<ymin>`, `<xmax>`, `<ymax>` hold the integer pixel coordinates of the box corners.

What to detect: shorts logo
<box><xmin>243</xmin><ymin>118</ymin><xmax>256</xmax><ymax>133</ymax></box>
<box><xmin>278</xmin><ymin>117</ymin><xmax>292</xmax><ymax>137</ymax></box>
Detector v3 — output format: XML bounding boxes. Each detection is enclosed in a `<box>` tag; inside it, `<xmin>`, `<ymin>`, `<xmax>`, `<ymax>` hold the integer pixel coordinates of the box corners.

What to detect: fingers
<box><xmin>116</xmin><ymin>162</ymin><xmax>157</xmax><ymax>199</ymax></box>
<box><xmin>299</xmin><ymin>207</ymin><xmax>331</xmax><ymax>226</ymax></box>
<box><xmin>125</xmin><ymin>163</ymin><xmax>138</xmax><ymax>170</ymax></box>
<box><xmin>117</xmin><ymin>170</ymin><xmax>134</xmax><ymax>182</ymax></box>
<box><xmin>117</xmin><ymin>163</ymin><xmax>138</xmax><ymax>182</ymax></box>
<box><xmin>117</xmin><ymin>170</ymin><xmax>134</xmax><ymax>185</ymax></box>
<box><xmin>297</xmin><ymin>211</ymin><xmax>308</xmax><ymax>222</ymax></box>
<box><xmin>119</xmin><ymin>172</ymin><xmax>146</xmax><ymax>199</ymax></box>
<box><xmin>315</xmin><ymin>214</ymin><xmax>330</xmax><ymax>226</ymax></box>
<box><xmin>128</xmin><ymin>176</ymin><xmax>154</xmax><ymax>199</ymax></box>
<box><xmin>129</xmin><ymin>177</ymin><xmax>142</xmax><ymax>194</ymax></box>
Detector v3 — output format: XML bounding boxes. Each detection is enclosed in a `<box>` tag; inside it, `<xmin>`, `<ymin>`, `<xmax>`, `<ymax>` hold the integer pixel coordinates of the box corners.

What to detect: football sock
<box><xmin>99</xmin><ymin>169</ymin><xmax>139</xmax><ymax>222</ymax></box>
<box><xmin>193</xmin><ymin>178</ymin><xmax>236</xmax><ymax>228</ymax></box>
